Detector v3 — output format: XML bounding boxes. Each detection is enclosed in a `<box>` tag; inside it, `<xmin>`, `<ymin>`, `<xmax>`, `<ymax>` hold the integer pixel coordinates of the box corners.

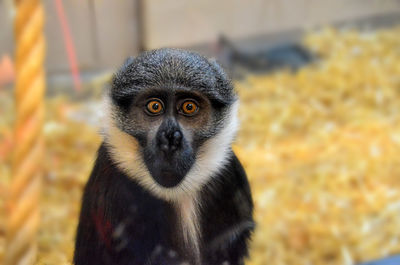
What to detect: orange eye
<box><xmin>146</xmin><ymin>100</ymin><xmax>163</xmax><ymax>115</ymax></box>
<box><xmin>181</xmin><ymin>100</ymin><xmax>198</xmax><ymax>115</ymax></box>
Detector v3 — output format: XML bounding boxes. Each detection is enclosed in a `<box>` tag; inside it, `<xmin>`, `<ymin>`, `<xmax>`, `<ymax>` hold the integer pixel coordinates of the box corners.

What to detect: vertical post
<box><xmin>136</xmin><ymin>0</ymin><xmax>146</xmax><ymax>52</ymax></box>
<box><xmin>5</xmin><ymin>0</ymin><xmax>45</xmax><ymax>264</ymax></box>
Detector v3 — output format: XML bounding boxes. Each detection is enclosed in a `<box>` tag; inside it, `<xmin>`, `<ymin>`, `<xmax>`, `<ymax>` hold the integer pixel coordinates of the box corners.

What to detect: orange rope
<box><xmin>5</xmin><ymin>0</ymin><xmax>45</xmax><ymax>264</ymax></box>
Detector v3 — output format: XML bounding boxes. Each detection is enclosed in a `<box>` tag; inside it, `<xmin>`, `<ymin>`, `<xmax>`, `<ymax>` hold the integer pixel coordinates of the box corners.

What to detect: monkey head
<box><xmin>104</xmin><ymin>48</ymin><xmax>239</xmax><ymax>201</ymax></box>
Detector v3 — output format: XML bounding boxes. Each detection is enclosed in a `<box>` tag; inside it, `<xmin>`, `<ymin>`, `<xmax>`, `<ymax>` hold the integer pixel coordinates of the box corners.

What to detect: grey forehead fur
<box><xmin>111</xmin><ymin>48</ymin><xmax>236</xmax><ymax>107</ymax></box>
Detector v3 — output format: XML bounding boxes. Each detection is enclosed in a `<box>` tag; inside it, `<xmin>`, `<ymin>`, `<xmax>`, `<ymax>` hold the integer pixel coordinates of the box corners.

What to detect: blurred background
<box><xmin>1</xmin><ymin>0</ymin><xmax>400</xmax><ymax>264</ymax></box>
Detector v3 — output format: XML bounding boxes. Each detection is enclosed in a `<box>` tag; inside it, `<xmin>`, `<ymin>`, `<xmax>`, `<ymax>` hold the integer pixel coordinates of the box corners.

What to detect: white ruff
<box><xmin>103</xmin><ymin>99</ymin><xmax>239</xmax><ymax>202</ymax></box>
<box><xmin>102</xmin><ymin>98</ymin><xmax>239</xmax><ymax>260</ymax></box>
<box><xmin>175</xmin><ymin>196</ymin><xmax>201</xmax><ymax>263</ymax></box>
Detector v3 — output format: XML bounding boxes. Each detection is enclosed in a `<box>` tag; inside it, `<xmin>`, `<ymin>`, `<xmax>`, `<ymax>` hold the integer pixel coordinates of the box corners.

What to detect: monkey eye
<box><xmin>146</xmin><ymin>99</ymin><xmax>164</xmax><ymax>115</ymax></box>
<box><xmin>180</xmin><ymin>100</ymin><xmax>199</xmax><ymax>116</ymax></box>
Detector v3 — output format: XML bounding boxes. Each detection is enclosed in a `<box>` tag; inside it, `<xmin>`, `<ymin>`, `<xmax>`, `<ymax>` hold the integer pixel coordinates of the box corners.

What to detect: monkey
<box><xmin>74</xmin><ymin>48</ymin><xmax>254</xmax><ymax>265</ymax></box>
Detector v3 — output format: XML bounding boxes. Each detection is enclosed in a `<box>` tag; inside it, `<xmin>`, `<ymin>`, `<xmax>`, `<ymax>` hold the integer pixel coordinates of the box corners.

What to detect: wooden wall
<box><xmin>0</xmin><ymin>0</ymin><xmax>141</xmax><ymax>74</ymax></box>
<box><xmin>45</xmin><ymin>0</ymin><xmax>141</xmax><ymax>73</ymax></box>
<box><xmin>143</xmin><ymin>0</ymin><xmax>400</xmax><ymax>49</ymax></box>
<box><xmin>1</xmin><ymin>0</ymin><xmax>400</xmax><ymax>74</ymax></box>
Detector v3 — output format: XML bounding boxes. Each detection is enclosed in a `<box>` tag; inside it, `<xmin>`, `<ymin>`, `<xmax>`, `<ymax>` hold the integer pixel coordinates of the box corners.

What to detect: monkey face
<box><xmin>106</xmin><ymin>49</ymin><xmax>238</xmax><ymax>198</ymax></box>
<box><xmin>122</xmin><ymin>88</ymin><xmax>218</xmax><ymax>187</ymax></box>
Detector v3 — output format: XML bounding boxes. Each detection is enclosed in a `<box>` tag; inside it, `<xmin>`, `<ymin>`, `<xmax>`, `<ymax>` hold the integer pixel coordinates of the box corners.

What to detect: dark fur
<box><xmin>74</xmin><ymin>144</ymin><xmax>254</xmax><ymax>265</ymax></box>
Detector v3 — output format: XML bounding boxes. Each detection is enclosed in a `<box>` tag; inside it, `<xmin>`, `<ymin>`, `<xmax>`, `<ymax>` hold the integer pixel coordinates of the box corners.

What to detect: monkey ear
<box><xmin>208</xmin><ymin>58</ymin><xmax>237</xmax><ymax>106</ymax></box>
<box><xmin>208</xmin><ymin>57</ymin><xmax>219</xmax><ymax>66</ymax></box>
<box><xmin>122</xmin><ymin>56</ymin><xmax>135</xmax><ymax>68</ymax></box>
<box><xmin>208</xmin><ymin>57</ymin><xmax>229</xmax><ymax>81</ymax></box>
<box><xmin>110</xmin><ymin>56</ymin><xmax>136</xmax><ymax>108</ymax></box>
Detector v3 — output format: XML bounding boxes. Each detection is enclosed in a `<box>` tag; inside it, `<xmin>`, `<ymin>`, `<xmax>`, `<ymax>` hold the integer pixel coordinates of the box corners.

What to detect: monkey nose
<box><xmin>159</xmin><ymin>130</ymin><xmax>182</xmax><ymax>153</ymax></box>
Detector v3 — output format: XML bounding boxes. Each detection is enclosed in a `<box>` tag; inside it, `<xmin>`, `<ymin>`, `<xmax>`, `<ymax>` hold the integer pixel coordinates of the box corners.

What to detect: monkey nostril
<box><xmin>170</xmin><ymin>131</ymin><xmax>182</xmax><ymax>151</ymax></box>
<box><xmin>158</xmin><ymin>130</ymin><xmax>182</xmax><ymax>153</ymax></box>
<box><xmin>172</xmin><ymin>131</ymin><xmax>182</xmax><ymax>144</ymax></box>
<box><xmin>159</xmin><ymin>132</ymin><xmax>169</xmax><ymax>152</ymax></box>
<box><xmin>159</xmin><ymin>132</ymin><xmax>168</xmax><ymax>145</ymax></box>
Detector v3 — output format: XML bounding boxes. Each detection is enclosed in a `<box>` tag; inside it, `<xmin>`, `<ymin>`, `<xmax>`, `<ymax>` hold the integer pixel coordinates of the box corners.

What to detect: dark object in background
<box><xmin>74</xmin><ymin>49</ymin><xmax>254</xmax><ymax>265</ymax></box>
<box><xmin>216</xmin><ymin>35</ymin><xmax>314</xmax><ymax>78</ymax></box>
<box><xmin>359</xmin><ymin>255</ymin><xmax>400</xmax><ymax>265</ymax></box>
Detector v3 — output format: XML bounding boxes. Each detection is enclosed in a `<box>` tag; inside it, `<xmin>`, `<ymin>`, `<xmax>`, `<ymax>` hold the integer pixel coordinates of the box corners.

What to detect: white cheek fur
<box><xmin>102</xmin><ymin>97</ymin><xmax>239</xmax><ymax>258</ymax></box>
<box><xmin>102</xmin><ymin>97</ymin><xmax>239</xmax><ymax>202</ymax></box>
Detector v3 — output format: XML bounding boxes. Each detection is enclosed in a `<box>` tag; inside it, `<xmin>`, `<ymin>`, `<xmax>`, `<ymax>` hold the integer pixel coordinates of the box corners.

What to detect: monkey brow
<box><xmin>136</xmin><ymin>87</ymin><xmax>200</xmax><ymax>98</ymax></box>
<box><xmin>137</xmin><ymin>88</ymin><xmax>170</xmax><ymax>98</ymax></box>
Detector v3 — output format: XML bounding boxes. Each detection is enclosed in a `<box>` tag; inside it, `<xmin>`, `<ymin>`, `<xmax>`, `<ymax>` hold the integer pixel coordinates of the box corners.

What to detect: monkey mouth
<box><xmin>151</xmin><ymin>168</ymin><xmax>185</xmax><ymax>188</ymax></box>
<box><xmin>141</xmin><ymin>134</ymin><xmax>196</xmax><ymax>188</ymax></box>
<box><xmin>143</xmin><ymin>152</ymin><xmax>195</xmax><ymax>188</ymax></box>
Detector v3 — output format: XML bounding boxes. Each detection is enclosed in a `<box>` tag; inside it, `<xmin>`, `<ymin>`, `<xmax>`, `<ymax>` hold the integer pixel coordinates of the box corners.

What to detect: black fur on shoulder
<box><xmin>74</xmin><ymin>144</ymin><xmax>254</xmax><ymax>265</ymax></box>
